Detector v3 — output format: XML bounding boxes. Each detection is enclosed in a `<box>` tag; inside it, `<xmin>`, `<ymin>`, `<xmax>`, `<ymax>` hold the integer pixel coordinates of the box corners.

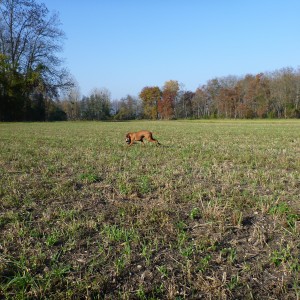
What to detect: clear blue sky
<box><xmin>42</xmin><ymin>0</ymin><xmax>300</xmax><ymax>99</ymax></box>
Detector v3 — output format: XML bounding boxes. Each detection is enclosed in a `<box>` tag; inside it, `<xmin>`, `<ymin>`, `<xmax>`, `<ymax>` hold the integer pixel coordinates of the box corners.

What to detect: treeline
<box><xmin>60</xmin><ymin>67</ymin><xmax>300</xmax><ymax>121</ymax></box>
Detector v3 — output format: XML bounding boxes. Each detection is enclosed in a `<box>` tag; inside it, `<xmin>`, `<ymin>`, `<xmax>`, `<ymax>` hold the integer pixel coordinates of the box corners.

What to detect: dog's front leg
<box><xmin>128</xmin><ymin>139</ymin><xmax>135</xmax><ymax>146</ymax></box>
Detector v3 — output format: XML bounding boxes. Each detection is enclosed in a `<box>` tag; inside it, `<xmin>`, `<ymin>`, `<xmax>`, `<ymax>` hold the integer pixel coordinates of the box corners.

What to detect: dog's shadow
<box><xmin>123</xmin><ymin>144</ymin><xmax>175</xmax><ymax>149</ymax></box>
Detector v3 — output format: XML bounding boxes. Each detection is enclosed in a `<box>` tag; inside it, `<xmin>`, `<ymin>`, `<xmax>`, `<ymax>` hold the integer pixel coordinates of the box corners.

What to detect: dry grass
<box><xmin>0</xmin><ymin>120</ymin><xmax>299</xmax><ymax>299</ymax></box>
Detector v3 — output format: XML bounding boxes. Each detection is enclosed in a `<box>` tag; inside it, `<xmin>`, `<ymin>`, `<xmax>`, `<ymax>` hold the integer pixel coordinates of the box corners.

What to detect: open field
<box><xmin>0</xmin><ymin>120</ymin><xmax>299</xmax><ymax>299</ymax></box>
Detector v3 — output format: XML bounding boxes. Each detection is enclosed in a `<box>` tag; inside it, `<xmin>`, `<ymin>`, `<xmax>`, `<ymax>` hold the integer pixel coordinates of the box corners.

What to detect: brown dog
<box><xmin>125</xmin><ymin>130</ymin><xmax>160</xmax><ymax>146</ymax></box>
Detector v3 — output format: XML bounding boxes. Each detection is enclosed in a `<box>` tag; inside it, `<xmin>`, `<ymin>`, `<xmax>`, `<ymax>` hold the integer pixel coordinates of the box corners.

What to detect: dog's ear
<box><xmin>125</xmin><ymin>133</ymin><xmax>131</xmax><ymax>144</ymax></box>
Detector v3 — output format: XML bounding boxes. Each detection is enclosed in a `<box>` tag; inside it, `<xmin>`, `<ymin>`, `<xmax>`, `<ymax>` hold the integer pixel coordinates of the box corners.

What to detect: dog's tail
<box><xmin>151</xmin><ymin>131</ymin><xmax>160</xmax><ymax>135</ymax></box>
<box><xmin>149</xmin><ymin>131</ymin><xmax>161</xmax><ymax>146</ymax></box>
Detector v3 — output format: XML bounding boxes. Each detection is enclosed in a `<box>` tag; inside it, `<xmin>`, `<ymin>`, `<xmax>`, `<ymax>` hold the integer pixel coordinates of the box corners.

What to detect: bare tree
<box><xmin>60</xmin><ymin>78</ymin><xmax>81</xmax><ymax>120</ymax></box>
<box><xmin>0</xmin><ymin>0</ymin><xmax>73</xmax><ymax>120</ymax></box>
<box><xmin>0</xmin><ymin>0</ymin><xmax>72</xmax><ymax>92</ymax></box>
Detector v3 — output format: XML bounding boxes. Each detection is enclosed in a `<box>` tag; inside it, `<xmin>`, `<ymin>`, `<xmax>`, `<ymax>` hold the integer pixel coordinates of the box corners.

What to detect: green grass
<box><xmin>0</xmin><ymin>120</ymin><xmax>299</xmax><ymax>299</ymax></box>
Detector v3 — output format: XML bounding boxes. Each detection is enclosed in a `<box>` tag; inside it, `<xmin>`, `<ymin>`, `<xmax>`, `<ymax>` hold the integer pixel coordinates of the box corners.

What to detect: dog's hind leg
<box><xmin>148</xmin><ymin>138</ymin><xmax>160</xmax><ymax>146</ymax></box>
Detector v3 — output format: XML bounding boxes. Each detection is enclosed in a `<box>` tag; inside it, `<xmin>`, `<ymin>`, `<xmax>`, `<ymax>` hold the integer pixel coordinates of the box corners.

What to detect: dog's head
<box><xmin>125</xmin><ymin>133</ymin><xmax>131</xmax><ymax>144</ymax></box>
